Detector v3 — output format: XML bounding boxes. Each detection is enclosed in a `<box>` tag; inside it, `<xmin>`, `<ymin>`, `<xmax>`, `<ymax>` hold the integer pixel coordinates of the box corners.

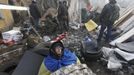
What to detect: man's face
<box><xmin>55</xmin><ymin>46</ymin><xmax>63</xmax><ymax>56</ymax></box>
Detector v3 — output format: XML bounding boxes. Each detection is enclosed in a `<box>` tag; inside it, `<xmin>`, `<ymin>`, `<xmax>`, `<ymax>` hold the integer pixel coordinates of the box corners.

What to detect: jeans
<box><xmin>97</xmin><ymin>21</ymin><xmax>113</xmax><ymax>42</ymax></box>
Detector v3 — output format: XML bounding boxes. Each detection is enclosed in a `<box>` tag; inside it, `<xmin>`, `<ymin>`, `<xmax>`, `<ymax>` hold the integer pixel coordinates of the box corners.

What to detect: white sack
<box><xmin>2</xmin><ymin>30</ymin><xmax>23</xmax><ymax>44</ymax></box>
<box><xmin>107</xmin><ymin>56</ymin><xmax>122</xmax><ymax>71</ymax></box>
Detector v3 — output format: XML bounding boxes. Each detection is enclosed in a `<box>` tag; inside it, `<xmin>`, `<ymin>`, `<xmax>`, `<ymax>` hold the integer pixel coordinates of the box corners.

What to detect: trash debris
<box><xmin>107</xmin><ymin>56</ymin><xmax>122</xmax><ymax>71</ymax></box>
<box><xmin>43</xmin><ymin>36</ymin><xmax>51</xmax><ymax>42</ymax></box>
<box><xmin>101</xmin><ymin>47</ymin><xmax>129</xmax><ymax>71</ymax></box>
<box><xmin>2</xmin><ymin>30</ymin><xmax>23</xmax><ymax>44</ymax></box>
<box><xmin>101</xmin><ymin>47</ymin><xmax>114</xmax><ymax>58</ymax></box>
<box><xmin>69</xmin><ymin>22</ymin><xmax>80</xmax><ymax>30</ymax></box>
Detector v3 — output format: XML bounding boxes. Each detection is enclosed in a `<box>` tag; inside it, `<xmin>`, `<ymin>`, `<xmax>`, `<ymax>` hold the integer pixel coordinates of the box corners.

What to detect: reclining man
<box><xmin>38</xmin><ymin>41</ymin><xmax>80</xmax><ymax>75</ymax></box>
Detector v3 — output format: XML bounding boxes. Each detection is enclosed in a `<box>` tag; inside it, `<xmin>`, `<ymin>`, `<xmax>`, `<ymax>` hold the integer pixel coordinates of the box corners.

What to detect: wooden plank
<box><xmin>110</xmin><ymin>27</ymin><xmax>134</xmax><ymax>46</ymax></box>
<box><xmin>114</xmin><ymin>4</ymin><xmax>134</xmax><ymax>27</ymax></box>
<box><xmin>119</xmin><ymin>15</ymin><xmax>134</xmax><ymax>30</ymax></box>
<box><xmin>114</xmin><ymin>8</ymin><xmax>133</xmax><ymax>27</ymax></box>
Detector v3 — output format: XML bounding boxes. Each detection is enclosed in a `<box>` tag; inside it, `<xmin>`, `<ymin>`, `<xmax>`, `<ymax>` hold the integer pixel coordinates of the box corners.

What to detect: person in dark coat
<box><xmin>97</xmin><ymin>0</ymin><xmax>120</xmax><ymax>43</ymax></box>
<box><xmin>63</xmin><ymin>1</ymin><xmax>69</xmax><ymax>31</ymax></box>
<box><xmin>29</xmin><ymin>0</ymin><xmax>41</xmax><ymax>29</ymax></box>
<box><xmin>57</xmin><ymin>1</ymin><xmax>69</xmax><ymax>32</ymax></box>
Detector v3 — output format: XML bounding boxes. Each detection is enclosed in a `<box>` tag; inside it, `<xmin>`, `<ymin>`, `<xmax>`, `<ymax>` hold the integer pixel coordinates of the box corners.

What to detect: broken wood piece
<box><xmin>110</xmin><ymin>27</ymin><xmax>134</xmax><ymax>46</ymax></box>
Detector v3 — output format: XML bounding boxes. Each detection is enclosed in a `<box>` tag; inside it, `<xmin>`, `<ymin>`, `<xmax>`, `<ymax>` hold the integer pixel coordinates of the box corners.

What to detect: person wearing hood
<box><xmin>38</xmin><ymin>41</ymin><xmax>80</xmax><ymax>75</ymax></box>
<box><xmin>97</xmin><ymin>0</ymin><xmax>120</xmax><ymax>43</ymax></box>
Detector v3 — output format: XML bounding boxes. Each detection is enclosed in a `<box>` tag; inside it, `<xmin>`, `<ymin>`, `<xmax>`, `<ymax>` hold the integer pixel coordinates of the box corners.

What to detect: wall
<box><xmin>0</xmin><ymin>0</ymin><xmax>14</xmax><ymax>31</ymax></box>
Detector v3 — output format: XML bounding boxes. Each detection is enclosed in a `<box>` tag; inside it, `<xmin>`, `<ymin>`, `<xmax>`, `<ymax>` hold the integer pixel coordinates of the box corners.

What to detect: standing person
<box><xmin>63</xmin><ymin>1</ymin><xmax>69</xmax><ymax>31</ymax></box>
<box><xmin>29</xmin><ymin>0</ymin><xmax>41</xmax><ymax>30</ymax></box>
<box><xmin>97</xmin><ymin>0</ymin><xmax>120</xmax><ymax>43</ymax></box>
<box><xmin>57</xmin><ymin>1</ymin><xmax>64</xmax><ymax>33</ymax></box>
<box><xmin>57</xmin><ymin>1</ymin><xmax>69</xmax><ymax>32</ymax></box>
